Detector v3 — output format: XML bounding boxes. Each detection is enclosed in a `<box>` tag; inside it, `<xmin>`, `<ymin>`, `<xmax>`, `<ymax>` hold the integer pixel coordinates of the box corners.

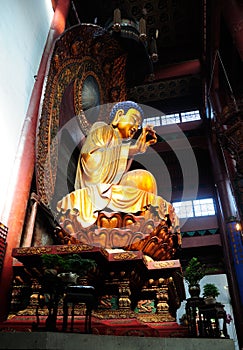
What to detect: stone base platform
<box><xmin>0</xmin><ymin>331</ymin><xmax>235</xmax><ymax>350</ymax></box>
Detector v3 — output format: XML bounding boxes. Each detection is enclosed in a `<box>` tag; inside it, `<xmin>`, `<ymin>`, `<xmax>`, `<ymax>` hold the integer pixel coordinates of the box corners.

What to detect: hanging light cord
<box><xmin>208</xmin><ymin>50</ymin><xmax>238</xmax><ymax>111</ymax></box>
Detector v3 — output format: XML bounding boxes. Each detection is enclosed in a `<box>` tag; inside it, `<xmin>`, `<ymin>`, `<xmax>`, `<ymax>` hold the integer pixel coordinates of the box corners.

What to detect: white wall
<box><xmin>0</xmin><ymin>0</ymin><xmax>53</xmax><ymax>223</ymax></box>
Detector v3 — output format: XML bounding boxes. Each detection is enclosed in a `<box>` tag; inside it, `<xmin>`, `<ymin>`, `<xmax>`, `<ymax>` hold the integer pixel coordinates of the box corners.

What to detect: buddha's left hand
<box><xmin>130</xmin><ymin>125</ymin><xmax>157</xmax><ymax>155</ymax></box>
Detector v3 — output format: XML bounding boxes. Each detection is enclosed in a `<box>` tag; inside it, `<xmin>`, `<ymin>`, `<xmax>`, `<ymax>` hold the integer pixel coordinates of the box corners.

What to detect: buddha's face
<box><xmin>115</xmin><ymin>108</ymin><xmax>142</xmax><ymax>140</ymax></box>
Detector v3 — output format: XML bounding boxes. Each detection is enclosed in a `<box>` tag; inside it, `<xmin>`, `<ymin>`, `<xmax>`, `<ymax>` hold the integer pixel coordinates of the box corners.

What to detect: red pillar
<box><xmin>0</xmin><ymin>0</ymin><xmax>70</xmax><ymax>321</ymax></box>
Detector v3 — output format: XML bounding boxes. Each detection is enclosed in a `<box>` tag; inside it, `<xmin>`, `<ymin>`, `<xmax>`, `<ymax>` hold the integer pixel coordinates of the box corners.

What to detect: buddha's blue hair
<box><xmin>109</xmin><ymin>101</ymin><xmax>144</xmax><ymax>122</ymax></box>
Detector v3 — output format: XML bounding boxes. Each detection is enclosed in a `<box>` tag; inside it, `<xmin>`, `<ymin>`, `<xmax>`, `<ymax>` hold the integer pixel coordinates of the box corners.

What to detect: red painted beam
<box><xmin>182</xmin><ymin>234</ymin><xmax>222</xmax><ymax>249</ymax></box>
<box><xmin>148</xmin><ymin>59</ymin><xmax>201</xmax><ymax>82</ymax></box>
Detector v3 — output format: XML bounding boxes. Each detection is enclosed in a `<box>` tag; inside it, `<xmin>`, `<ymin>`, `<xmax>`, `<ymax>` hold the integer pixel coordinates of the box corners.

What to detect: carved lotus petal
<box><xmin>97</xmin><ymin>212</ymin><xmax>122</xmax><ymax>228</ymax></box>
<box><xmin>110</xmin><ymin>228</ymin><xmax>132</xmax><ymax>248</ymax></box>
<box><xmin>91</xmin><ymin>229</ymin><xmax>109</xmax><ymax>248</ymax></box>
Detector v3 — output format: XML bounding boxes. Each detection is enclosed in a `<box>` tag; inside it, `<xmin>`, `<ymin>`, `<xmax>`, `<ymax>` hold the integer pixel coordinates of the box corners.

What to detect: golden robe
<box><xmin>57</xmin><ymin>122</ymin><xmax>172</xmax><ymax>228</ymax></box>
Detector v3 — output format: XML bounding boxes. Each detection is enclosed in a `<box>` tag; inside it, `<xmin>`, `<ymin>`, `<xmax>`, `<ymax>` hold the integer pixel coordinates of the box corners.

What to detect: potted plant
<box><xmin>183</xmin><ymin>257</ymin><xmax>206</xmax><ymax>297</ymax></box>
<box><xmin>38</xmin><ymin>253</ymin><xmax>97</xmax><ymax>331</ymax></box>
<box><xmin>41</xmin><ymin>253</ymin><xmax>97</xmax><ymax>282</ymax></box>
<box><xmin>202</xmin><ymin>283</ymin><xmax>220</xmax><ymax>304</ymax></box>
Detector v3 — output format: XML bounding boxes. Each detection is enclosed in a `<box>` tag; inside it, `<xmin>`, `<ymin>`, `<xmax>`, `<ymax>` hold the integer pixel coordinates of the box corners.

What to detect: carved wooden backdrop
<box><xmin>36</xmin><ymin>24</ymin><xmax>127</xmax><ymax>208</ymax></box>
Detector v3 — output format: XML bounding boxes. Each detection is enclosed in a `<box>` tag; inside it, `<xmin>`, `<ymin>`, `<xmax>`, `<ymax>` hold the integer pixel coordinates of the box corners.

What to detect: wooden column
<box><xmin>0</xmin><ymin>0</ymin><xmax>71</xmax><ymax>321</ymax></box>
<box><xmin>207</xmin><ymin>131</ymin><xmax>243</xmax><ymax>347</ymax></box>
<box><xmin>21</xmin><ymin>194</ymin><xmax>40</xmax><ymax>247</ymax></box>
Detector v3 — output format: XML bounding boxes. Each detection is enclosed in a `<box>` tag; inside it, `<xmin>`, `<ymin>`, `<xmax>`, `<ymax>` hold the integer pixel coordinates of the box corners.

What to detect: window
<box><xmin>161</xmin><ymin>113</ymin><xmax>180</xmax><ymax>125</ymax></box>
<box><xmin>173</xmin><ymin>201</ymin><xmax>193</xmax><ymax>218</ymax></box>
<box><xmin>142</xmin><ymin>110</ymin><xmax>201</xmax><ymax>128</ymax></box>
<box><xmin>173</xmin><ymin>198</ymin><xmax>215</xmax><ymax>218</ymax></box>
<box><xmin>193</xmin><ymin>198</ymin><xmax>216</xmax><ymax>216</ymax></box>
<box><xmin>143</xmin><ymin>116</ymin><xmax>161</xmax><ymax>127</ymax></box>
<box><xmin>181</xmin><ymin>110</ymin><xmax>201</xmax><ymax>122</ymax></box>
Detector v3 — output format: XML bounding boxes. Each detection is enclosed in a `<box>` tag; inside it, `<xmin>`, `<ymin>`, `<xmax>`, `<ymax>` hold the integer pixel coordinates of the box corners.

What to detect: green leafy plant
<box><xmin>183</xmin><ymin>257</ymin><xmax>206</xmax><ymax>286</ymax></box>
<box><xmin>40</xmin><ymin>254</ymin><xmax>64</xmax><ymax>270</ymax></box>
<box><xmin>202</xmin><ymin>283</ymin><xmax>220</xmax><ymax>298</ymax></box>
<box><xmin>41</xmin><ymin>253</ymin><xmax>97</xmax><ymax>276</ymax></box>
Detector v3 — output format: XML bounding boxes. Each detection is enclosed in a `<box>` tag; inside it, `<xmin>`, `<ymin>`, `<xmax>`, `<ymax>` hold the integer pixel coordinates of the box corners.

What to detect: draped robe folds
<box><xmin>57</xmin><ymin>122</ymin><xmax>173</xmax><ymax>228</ymax></box>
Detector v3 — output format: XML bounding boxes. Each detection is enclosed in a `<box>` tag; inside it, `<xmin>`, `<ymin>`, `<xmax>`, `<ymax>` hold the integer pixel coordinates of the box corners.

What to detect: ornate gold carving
<box><xmin>113</xmin><ymin>252</ymin><xmax>138</xmax><ymax>260</ymax></box>
<box><xmin>14</xmin><ymin>247</ymin><xmax>52</xmax><ymax>255</ymax></box>
<box><xmin>136</xmin><ymin>313</ymin><xmax>175</xmax><ymax>323</ymax></box>
<box><xmin>156</xmin><ymin>286</ymin><xmax>169</xmax><ymax>314</ymax></box>
<box><xmin>118</xmin><ymin>280</ymin><xmax>131</xmax><ymax>309</ymax></box>
<box><xmin>93</xmin><ymin>309</ymin><xmax>135</xmax><ymax>319</ymax></box>
<box><xmin>55</xmin><ymin>244</ymin><xmax>93</xmax><ymax>253</ymax></box>
<box><xmin>135</xmin><ymin>300</ymin><xmax>156</xmax><ymax>313</ymax></box>
<box><xmin>150</xmin><ymin>261</ymin><xmax>176</xmax><ymax>269</ymax></box>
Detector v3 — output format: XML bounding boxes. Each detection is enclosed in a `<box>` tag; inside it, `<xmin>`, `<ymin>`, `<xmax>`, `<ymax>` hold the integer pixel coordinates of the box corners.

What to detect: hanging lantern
<box><xmin>113</xmin><ymin>8</ymin><xmax>121</xmax><ymax>32</ymax></box>
<box><xmin>150</xmin><ymin>37</ymin><xmax>158</xmax><ymax>62</ymax></box>
<box><xmin>139</xmin><ymin>17</ymin><xmax>147</xmax><ymax>41</ymax></box>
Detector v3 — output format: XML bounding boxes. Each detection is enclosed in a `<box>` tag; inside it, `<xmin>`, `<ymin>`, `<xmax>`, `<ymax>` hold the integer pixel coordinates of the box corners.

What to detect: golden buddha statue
<box><xmin>57</xmin><ymin>101</ymin><xmax>177</xmax><ymax>229</ymax></box>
